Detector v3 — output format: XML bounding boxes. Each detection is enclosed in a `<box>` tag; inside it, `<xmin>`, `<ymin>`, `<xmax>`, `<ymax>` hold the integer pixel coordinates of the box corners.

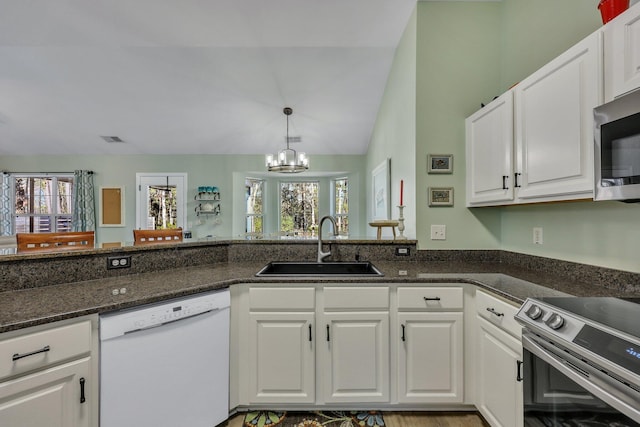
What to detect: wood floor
<box><xmin>229</xmin><ymin>411</ymin><xmax>489</xmax><ymax>427</ymax></box>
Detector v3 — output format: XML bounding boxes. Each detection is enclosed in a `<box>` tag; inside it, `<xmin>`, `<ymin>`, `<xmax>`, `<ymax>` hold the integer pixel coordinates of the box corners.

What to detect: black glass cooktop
<box><xmin>538</xmin><ymin>297</ymin><xmax>640</xmax><ymax>340</ymax></box>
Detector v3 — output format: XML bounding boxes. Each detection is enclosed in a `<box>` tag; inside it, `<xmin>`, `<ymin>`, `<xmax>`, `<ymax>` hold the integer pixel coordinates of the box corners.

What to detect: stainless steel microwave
<box><xmin>594</xmin><ymin>89</ymin><xmax>640</xmax><ymax>201</ymax></box>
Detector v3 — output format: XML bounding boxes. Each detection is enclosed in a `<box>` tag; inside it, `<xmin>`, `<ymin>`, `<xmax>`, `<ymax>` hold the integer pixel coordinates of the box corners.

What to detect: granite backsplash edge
<box><xmin>1</xmin><ymin>241</ymin><xmax>639</xmax><ymax>294</ymax></box>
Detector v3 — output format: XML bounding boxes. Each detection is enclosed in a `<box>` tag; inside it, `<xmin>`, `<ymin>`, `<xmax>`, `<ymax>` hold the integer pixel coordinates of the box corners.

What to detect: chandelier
<box><xmin>266</xmin><ymin>107</ymin><xmax>309</xmax><ymax>173</ymax></box>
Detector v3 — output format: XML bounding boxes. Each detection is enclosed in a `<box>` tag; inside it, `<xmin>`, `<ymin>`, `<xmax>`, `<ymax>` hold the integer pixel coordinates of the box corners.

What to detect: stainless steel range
<box><xmin>515</xmin><ymin>297</ymin><xmax>640</xmax><ymax>426</ymax></box>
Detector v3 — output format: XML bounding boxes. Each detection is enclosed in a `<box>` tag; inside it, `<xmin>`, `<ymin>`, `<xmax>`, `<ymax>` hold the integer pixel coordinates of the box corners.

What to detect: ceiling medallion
<box><xmin>265</xmin><ymin>107</ymin><xmax>309</xmax><ymax>173</ymax></box>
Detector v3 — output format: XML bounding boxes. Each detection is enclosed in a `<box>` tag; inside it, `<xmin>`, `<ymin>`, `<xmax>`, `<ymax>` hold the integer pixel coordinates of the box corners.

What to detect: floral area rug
<box><xmin>243</xmin><ymin>411</ymin><xmax>385</xmax><ymax>427</ymax></box>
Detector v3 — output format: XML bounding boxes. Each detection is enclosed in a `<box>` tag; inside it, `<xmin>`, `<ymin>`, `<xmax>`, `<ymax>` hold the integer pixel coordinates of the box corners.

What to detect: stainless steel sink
<box><xmin>256</xmin><ymin>261</ymin><xmax>384</xmax><ymax>277</ymax></box>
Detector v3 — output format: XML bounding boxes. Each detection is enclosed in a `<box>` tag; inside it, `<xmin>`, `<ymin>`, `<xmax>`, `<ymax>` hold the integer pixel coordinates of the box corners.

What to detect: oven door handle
<box><xmin>522</xmin><ymin>333</ymin><xmax>640</xmax><ymax>423</ymax></box>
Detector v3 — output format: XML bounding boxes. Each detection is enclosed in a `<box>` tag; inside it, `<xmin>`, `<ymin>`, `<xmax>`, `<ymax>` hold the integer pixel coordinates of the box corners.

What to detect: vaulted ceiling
<box><xmin>0</xmin><ymin>0</ymin><xmax>417</xmax><ymax>156</ymax></box>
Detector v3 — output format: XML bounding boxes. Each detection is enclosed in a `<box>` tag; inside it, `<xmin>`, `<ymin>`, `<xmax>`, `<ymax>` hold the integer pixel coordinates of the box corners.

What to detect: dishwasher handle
<box><xmin>125</xmin><ymin>308</ymin><xmax>223</xmax><ymax>336</ymax></box>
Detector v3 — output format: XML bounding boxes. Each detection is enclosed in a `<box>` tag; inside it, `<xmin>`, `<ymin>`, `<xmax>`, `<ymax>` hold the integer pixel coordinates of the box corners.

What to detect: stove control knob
<box><xmin>526</xmin><ymin>304</ymin><xmax>543</xmax><ymax>320</ymax></box>
<box><xmin>545</xmin><ymin>313</ymin><xmax>565</xmax><ymax>330</ymax></box>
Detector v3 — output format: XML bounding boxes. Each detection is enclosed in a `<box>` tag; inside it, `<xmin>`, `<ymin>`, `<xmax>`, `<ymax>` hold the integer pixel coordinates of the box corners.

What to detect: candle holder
<box><xmin>396</xmin><ymin>205</ymin><xmax>407</xmax><ymax>240</ymax></box>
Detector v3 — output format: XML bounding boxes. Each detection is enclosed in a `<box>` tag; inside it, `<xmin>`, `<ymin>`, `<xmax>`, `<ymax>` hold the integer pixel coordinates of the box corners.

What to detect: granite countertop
<box><xmin>1</xmin><ymin>259</ymin><xmax>632</xmax><ymax>334</ymax></box>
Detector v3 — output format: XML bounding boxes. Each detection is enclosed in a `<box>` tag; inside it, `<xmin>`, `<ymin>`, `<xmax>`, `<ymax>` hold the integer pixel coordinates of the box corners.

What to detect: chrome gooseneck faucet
<box><xmin>317</xmin><ymin>215</ymin><xmax>337</xmax><ymax>263</ymax></box>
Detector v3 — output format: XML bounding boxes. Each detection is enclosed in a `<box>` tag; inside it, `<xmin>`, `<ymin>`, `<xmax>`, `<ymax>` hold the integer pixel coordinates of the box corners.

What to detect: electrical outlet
<box><xmin>107</xmin><ymin>255</ymin><xmax>132</xmax><ymax>269</ymax></box>
<box><xmin>395</xmin><ymin>247</ymin><xmax>410</xmax><ymax>256</ymax></box>
<box><xmin>431</xmin><ymin>225</ymin><xmax>446</xmax><ymax>240</ymax></box>
<box><xmin>533</xmin><ymin>227</ymin><xmax>543</xmax><ymax>245</ymax></box>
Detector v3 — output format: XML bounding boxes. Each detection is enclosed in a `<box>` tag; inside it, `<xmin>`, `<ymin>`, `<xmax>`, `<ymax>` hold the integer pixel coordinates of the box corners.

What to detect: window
<box><xmin>280</xmin><ymin>181</ymin><xmax>318</xmax><ymax>238</ymax></box>
<box><xmin>245</xmin><ymin>178</ymin><xmax>264</xmax><ymax>236</ymax></box>
<box><xmin>333</xmin><ymin>177</ymin><xmax>349</xmax><ymax>236</ymax></box>
<box><xmin>13</xmin><ymin>175</ymin><xmax>74</xmax><ymax>233</ymax></box>
<box><xmin>136</xmin><ymin>173</ymin><xmax>187</xmax><ymax>230</ymax></box>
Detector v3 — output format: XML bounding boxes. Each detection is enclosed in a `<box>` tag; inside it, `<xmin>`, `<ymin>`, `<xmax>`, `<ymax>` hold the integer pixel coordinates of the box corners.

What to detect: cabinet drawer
<box><xmin>324</xmin><ymin>287</ymin><xmax>389</xmax><ymax>310</ymax></box>
<box><xmin>249</xmin><ymin>287</ymin><xmax>315</xmax><ymax>310</ymax></box>
<box><xmin>476</xmin><ymin>290</ymin><xmax>521</xmax><ymax>338</ymax></box>
<box><xmin>0</xmin><ymin>320</ymin><xmax>92</xmax><ymax>381</ymax></box>
<box><xmin>397</xmin><ymin>287</ymin><xmax>463</xmax><ymax>310</ymax></box>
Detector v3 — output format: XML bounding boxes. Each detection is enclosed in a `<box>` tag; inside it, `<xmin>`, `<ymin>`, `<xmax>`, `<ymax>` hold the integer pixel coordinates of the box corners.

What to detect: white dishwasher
<box><xmin>99</xmin><ymin>289</ymin><xmax>230</xmax><ymax>427</ymax></box>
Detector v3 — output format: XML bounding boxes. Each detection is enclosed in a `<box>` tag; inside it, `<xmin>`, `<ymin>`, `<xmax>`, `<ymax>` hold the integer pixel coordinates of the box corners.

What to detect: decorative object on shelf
<box><xmin>195</xmin><ymin>202</ymin><xmax>221</xmax><ymax>216</ymax></box>
<box><xmin>598</xmin><ymin>0</ymin><xmax>628</xmax><ymax>24</ymax></box>
<box><xmin>266</xmin><ymin>107</ymin><xmax>309</xmax><ymax>173</ymax></box>
<box><xmin>372</xmin><ymin>158</ymin><xmax>390</xmax><ymax>220</ymax></box>
<box><xmin>427</xmin><ymin>154</ymin><xmax>453</xmax><ymax>174</ymax></box>
<box><xmin>428</xmin><ymin>187</ymin><xmax>454</xmax><ymax>207</ymax></box>
<box><xmin>368</xmin><ymin>219</ymin><xmax>398</xmax><ymax>240</ymax></box>
<box><xmin>396</xmin><ymin>205</ymin><xmax>407</xmax><ymax>239</ymax></box>
<box><xmin>196</xmin><ymin>186</ymin><xmax>220</xmax><ymax>201</ymax></box>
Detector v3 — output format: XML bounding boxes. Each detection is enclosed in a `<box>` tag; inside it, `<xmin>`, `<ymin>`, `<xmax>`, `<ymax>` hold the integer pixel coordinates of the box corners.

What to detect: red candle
<box><xmin>400</xmin><ymin>180</ymin><xmax>404</xmax><ymax>206</ymax></box>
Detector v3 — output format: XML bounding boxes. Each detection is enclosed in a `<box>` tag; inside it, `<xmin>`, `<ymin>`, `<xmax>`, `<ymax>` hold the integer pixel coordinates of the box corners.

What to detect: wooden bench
<box><xmin>16</xmin><ymin>231</ymin><xmax>95</xmax><ymax>253</ymax></box>
<box><xmin>133</xmin><ymin>228</ymin><xmax>183</xmax><ymax>245</ymax></box>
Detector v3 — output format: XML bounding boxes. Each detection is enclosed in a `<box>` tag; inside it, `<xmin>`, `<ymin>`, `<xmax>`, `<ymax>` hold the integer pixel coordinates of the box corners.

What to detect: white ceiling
<box><xmin>0</xmin><ymin>0</ymin><xmax>417</xmax><ymax>156</ymax></box>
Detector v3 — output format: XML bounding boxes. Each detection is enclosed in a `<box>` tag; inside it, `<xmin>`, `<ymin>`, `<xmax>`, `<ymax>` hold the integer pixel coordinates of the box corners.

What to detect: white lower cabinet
<box><xmin>233</xmin><ymin>283</ymin><xmax>474</xmax><ymax>409</ymax></box>
<box><xmin>246</xmin><ymin>287</ymin><xmax>316</xmax><ymax>404</ymax></box>
<box><xmin>397</xmin><ymin>312</ymin><xmax>463</xmax><ymax>403</ymax></box>
<box><xmin>0</xmin><ymin>317</ymin><xmax>97</xmax><ymax>427</ymax></box>
<box><xmin>396</xmin><ymin>287</ymin><xmax>464</xmax><ymax>404</ymax></box>
<box><xmin>321</xmin><ymin>286</ymin><xmax>390</xmax><ymax>403</ymax></box>
<box><xmin>248</xmin><ymin>312</ymin><xmax>315</xmax><ymax>403</ymax></box>
<box><xmin>475</xmin><ymin>291</ymin><xmax>523</xmax><ymax>427</ymax></box>
<box><xmin>0</xmin><ymin>357</ymin><xmax>91</xmax><ymax>427</ymax></box>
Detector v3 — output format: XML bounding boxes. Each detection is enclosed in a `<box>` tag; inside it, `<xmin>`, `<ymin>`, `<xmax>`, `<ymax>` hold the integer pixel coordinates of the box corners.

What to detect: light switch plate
<box><xmin>431</xmin><ymin>225</ymin><xmax>446</xmax><ymax>240</ymax></box>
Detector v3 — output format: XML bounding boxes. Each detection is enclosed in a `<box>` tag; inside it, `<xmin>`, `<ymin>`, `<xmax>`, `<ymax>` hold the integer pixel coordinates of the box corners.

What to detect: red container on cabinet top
<box><xmin>598</xmin><ymin>0</ymin><xmax>629</xmax><ymax>24</ymax></box>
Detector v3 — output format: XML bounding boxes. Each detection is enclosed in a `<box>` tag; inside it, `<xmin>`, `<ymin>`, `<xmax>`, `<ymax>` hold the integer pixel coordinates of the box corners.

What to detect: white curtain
<box><xmin>72</xmin><ymin>170</ymin><xmax>96</xmax><ymax>232</ymax></box>
<box><xmin>0</xmin><ymin>172</ymin><xmax>11</xmax><ymax>236</ymax></box>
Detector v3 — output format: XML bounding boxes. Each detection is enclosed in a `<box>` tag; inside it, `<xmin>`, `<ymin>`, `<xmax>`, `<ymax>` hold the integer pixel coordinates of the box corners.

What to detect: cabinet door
<box><xmin>515</xmin><ymin>31</ymin><xmax>601</xmax><ymax>201</ymax></box>
<box><xmin>397</xmin><ymin>312</ymin><xmax>463</xmax><ymax>403</ymax></box>
<box><xmin>477</xmin><ymin>317</ymin><xmax>523</xmax><ymax>427</ymax></box>
<box><xmin>0</xmin><ymin>357</ymin><xmax>91</xmax><ymax>427</ymax></box>
<box><xmin>465</xmin><ymin>91</ymin><xmax>515</xmax><ymax>206</ymax></box>
<box><xmin>604</xmin><ymin>3</ymin><xmax>640</xmax><ymax>101</ymax></box>
<box><xmin>322</xmin><ymin>312</ymin><xmax>389</xmax><ymax>403</ymax></box>
<box><xmin>248</xmin><ymin>312</ymin><xmax>315</xmax><ymax>403</ymax></box>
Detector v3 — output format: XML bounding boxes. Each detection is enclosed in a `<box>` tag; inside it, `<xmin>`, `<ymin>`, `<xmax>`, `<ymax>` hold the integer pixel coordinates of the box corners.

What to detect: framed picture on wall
<box><xmin>427</xmin><ymin>154</ymin><xmax>453</xmax><ymax>174</ymax></box>
<box><xmin>372</xmin><ymin>158</ymin><xmax>390</xmax><ymax>220</ymax></box>
<box><xmin>428</xmin><ymin>187</ymin><xmax>454</xmax><ymax>207</ymax></box>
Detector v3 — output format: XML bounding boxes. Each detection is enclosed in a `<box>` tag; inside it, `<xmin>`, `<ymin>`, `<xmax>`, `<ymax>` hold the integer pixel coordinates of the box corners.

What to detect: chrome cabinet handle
<box><xmin>486</xmin><ymin>307</ymin><xmax>504</xmax><ymax>317</ymax></box>
<box><xmin>423</xmin><ymin>297</ymin><xmax>441</xmax><ymax>301</ymax></box>
<box><xmin>12</xmin><ymin>345</ymin><xmax>50</xmax><ymax>361</ymax></box>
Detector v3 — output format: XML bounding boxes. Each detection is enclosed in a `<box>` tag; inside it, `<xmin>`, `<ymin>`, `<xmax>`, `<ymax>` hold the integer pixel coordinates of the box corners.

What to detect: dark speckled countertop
<box><xmin>1</xmin><ymin>259</ymin><xmax>632</xmax><ymax>334</ymax></box>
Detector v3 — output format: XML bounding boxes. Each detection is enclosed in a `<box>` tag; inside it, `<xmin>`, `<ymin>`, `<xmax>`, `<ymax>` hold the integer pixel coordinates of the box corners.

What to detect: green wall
<box><xmin>367</xmin><ymin>9</ymin><xmax>417</xmax><ymax>239</ymax></box>
<box><xmin>374</xmin><ymin>0</ymin><xmax>640</xmax><ymax>272</ymax></box>
<box><xmin>496</xmin><ymin>0</ymin><xmax>640</xmax><ymax>274</ymax></box>
<box><xmin>0</xmin><ymin>154</ymin><xmax>366</xmax><ymax>244</ymax></box>
<box><xmin>500</xmin><ymin>0</ymin><xmax>602</xmax><ymax>90</ymax></box>
<box><xmin>415</xmin><ymin>1</ymin><xmax>503</xmax><ymax>249</ymax></box>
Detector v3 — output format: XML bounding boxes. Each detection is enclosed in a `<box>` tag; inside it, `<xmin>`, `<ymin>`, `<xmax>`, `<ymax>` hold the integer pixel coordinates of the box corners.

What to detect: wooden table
<box><xmin>368</xmin><ymin>220</ymin><xmax>399</xmax><ymax>240</ymax></box>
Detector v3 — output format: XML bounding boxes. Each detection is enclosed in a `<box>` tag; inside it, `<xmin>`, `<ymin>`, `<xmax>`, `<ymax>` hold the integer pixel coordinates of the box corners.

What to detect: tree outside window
<box><xmin>245</xmin><ymin>178</ymin><xmax>264</xmax><ymax>236</ymax></box>
<box><xmin>14</xmin><ymin>175</ymin><xmax>74</xmax><ymax>233</ymax></box>
<box><xmin>334</xmin><ymin>178</ymin><xmax>349</xmax><ymax>236</ymax></box>
<box><xmin>280</xmin><ymin>182</ymin><xmax>318</xmax><ymax>238</ymax></box>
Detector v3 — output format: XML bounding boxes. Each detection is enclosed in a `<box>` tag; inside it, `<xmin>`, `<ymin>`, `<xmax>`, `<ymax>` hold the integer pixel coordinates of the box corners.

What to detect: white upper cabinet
<box><xmin>514</xmin><ymin>30</ymin><xmax>602</xmax><ymax>201</ymax></box>
<box><xmin>604</xmin><ymin>2</ymin><xmax>640</xmax><ymax>101</ymax></box>
<box><xmin>465</xmin><ymin>30</ymin><xmax>602</xmax><ymax>207</ymax></box>
<box><xmin>466</xmin><ymin>91</ymin><xmax>515</xmax><ymax>206</ymax></box>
